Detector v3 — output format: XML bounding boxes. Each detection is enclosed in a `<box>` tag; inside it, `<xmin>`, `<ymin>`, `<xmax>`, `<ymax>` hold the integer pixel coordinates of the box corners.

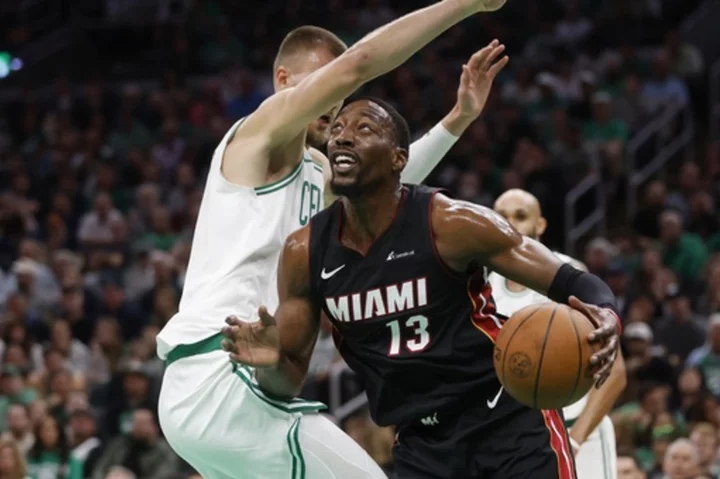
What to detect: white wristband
<box><xmin>402</xmin><ymin>123</ymin><xmax>459</xmax><ymax>185</ymax></box>
<box><xmin>569</xmin><ymin>437</ymin><xmax>581</xmax><ymax>452</ymax></box>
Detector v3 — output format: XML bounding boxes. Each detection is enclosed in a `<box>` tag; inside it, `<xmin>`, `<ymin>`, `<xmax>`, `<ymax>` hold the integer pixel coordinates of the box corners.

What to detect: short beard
<box><xmin>329</xmin><ymin>179</ymin><xmax>362</xmax><ymax>198</ymax></box>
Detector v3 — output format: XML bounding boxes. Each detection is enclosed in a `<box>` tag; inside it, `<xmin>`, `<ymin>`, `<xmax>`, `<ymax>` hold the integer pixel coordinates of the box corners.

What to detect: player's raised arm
<box><xmin>430</xmin><ymin>194</ymin><xmax>621</xmax><ymax>385</ymax></box>
<box><xmin>237</xmin><ymin>0</ymin><xmax>506</xmax><ymax>148</ymax></box>
<box><xmin>402</xmin><ymin>40</ymin><xmax>508</xmax><ymax>184</ymax></box>
<box><xmin>221</xmin><ymin>227</ymin><xmax>320</xmax><ymax>399</ymax></box>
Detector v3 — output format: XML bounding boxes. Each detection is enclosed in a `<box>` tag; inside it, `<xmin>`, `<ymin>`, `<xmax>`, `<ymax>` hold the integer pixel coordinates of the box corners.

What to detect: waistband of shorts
<box><xmin>165</xmin><ymin>333</ymin><xmax>224</xmax><ymax>367</ymax></box>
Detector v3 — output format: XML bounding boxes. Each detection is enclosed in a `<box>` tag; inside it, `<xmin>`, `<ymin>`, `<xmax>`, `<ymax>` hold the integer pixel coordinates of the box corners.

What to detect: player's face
<box><xmin>493</xmin><ymin>196</ymin><xmax>544</xmax><ymax>239</ymax></box>
<box><xmin>275</xmin><ymin>47</ymin><xmax>343</xmax><ymax>149</ymax></box>
<box><xmin>306</xmin><ymin>103</ymin><xmax>343</xmax><ymax>149</ymax></box>
<box><xmin>327</xmin><ymin>100</ymin><xmax>407</xmax><ymax>197</ymax></box>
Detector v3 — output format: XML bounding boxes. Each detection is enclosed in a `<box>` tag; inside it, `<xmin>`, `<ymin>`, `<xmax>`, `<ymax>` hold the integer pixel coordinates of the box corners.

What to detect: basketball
<box><xmin>493</xmin><ymin>302</ymin><xmax>601</xmax><ymax>409</ymax></box>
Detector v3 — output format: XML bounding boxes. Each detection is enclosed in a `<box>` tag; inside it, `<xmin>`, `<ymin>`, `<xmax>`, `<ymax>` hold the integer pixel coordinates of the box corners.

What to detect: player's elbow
<box><xmin>340</xmin><ymin>46</ymin><xmax>375</xmax><ymax>83</ymax></box>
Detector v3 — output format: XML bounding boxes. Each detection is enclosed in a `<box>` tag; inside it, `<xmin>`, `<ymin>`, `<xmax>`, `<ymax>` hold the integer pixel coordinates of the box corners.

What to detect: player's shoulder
<box><xmin>429</xmin><ymin>193</ymin><xmax>520</xmax><ymax>243</ymax></box>
<box><xmin>283</xmin><ymin>224</ymin><xmax>312</xmax><ymax>265</ymax></box>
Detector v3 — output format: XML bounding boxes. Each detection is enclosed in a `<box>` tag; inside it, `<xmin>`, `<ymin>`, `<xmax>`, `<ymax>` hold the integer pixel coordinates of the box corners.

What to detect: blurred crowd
<box><xmin>0</xmin><ymin>0</ymin><xmax>718</xmax><ymax>478</ymax></box>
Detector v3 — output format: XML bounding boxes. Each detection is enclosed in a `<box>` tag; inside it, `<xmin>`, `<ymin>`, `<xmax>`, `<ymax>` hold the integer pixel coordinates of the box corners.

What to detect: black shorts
<box><xmin>393</xmin><ymin>402</ymin><xmax>577</xmax><ymax>479</ymax></box>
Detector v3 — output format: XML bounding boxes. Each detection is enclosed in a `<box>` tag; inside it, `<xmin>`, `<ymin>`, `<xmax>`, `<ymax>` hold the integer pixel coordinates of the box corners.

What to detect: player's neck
<box><xmin>341</xmin><ymin>184</ymin><xmax>403</xmax><ymax>253</ymax></box>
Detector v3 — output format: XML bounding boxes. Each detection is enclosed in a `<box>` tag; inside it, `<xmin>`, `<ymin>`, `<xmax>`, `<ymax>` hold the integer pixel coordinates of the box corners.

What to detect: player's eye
<box><xmin>358</xmin><ymin>123</ymin><xmax>373</xmax><ymax>132</ymax></box>
<box><xmin>330</xmin><ymin>123</ymin><xmax>343</xmax><ymax>133</ymax></box>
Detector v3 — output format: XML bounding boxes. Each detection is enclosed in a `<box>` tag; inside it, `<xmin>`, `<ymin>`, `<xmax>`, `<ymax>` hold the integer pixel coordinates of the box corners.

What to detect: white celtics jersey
<box><xmin>488</xmin><ymin>252</ymin><xmax>587</xmax><ymax>421</ymax></box>
<box><xmin>157</xmin><ymin>119</ymin><xmax>325</xmax><ymax>359</ymax></box>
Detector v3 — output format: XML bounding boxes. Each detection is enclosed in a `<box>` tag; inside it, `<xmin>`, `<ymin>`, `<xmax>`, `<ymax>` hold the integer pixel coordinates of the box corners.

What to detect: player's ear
<box><xmin>275</xmin><ymin>66</ymin><xmax>291</xmax><ymax>89</ymax></box>
<box><xmin>392</xmin><ymin>148</ymin><xmax>408</xmax><ymax>174</ymax></box>
<box><xmin>536</xmin><ymin>216</ymin><xmax>547</xmax><ymax>237</ymax></box>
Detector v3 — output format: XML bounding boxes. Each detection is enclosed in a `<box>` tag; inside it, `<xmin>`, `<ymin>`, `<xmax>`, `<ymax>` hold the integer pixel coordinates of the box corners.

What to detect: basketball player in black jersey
<box><xmin>221</xmin><ymin>97</ymin><xmax>622</xmax><ymax>478</ymax></box>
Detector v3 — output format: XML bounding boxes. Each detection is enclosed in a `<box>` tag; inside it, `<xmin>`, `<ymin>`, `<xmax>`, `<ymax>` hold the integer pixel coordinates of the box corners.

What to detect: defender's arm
<box><xmin>255</xmin><ymin>227</ymin><xmax>321</xmax><ymax>398</ymax></box>
<box><xmin>233</xmin><ymin>0</ymin><xmax>488</xmax><ymax>150</ymax></box>
<box><xmin>569</xmin><ymin>351</ymin><xmax>626</xmax><ymax>450</ymax></box>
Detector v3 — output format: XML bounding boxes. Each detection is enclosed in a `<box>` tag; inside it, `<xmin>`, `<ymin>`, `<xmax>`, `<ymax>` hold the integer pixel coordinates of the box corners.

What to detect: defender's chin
<box><xmin>330</xmin><ymin>176</ymin><xmax>360</xmax><ymax>196</ymax></box>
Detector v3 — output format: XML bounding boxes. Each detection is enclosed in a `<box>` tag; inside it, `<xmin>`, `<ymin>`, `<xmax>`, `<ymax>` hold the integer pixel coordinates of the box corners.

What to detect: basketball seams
<box><xmin>532</xmin><ymin>304</ymin><xmax>559</xmax><ymax>409</ymax></box>
<box><xmin>564</xmin><ymin>309</ymin><xmax>584</xmax><ymax>406</ymax></box>
<box><xmin>499</xmin><ymin>305</ymin><xmax>543</xmax><ymax>389</ymax></box>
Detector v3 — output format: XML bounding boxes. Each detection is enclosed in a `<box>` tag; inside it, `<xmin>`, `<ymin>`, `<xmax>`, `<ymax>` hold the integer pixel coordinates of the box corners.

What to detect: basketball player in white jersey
<box><xmin>488</xmin><ymin>189</ymin><xmax>626</xmax><ymax>479</ymax></box>
<box><xmin>156</xmin><ymin>1</ymin><xmax>508</xmax><ymax>477</ymax></box>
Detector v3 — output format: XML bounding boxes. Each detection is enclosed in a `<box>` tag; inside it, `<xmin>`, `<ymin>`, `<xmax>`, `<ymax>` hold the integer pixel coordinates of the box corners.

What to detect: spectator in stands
<box><xmin>26</xmin><ymin>415</ymin><xmax>74</xmax><ymax>478</ymax></box>
<box><xmin>664</xmin><ymin>29</ymin><xmax>704</xmax><ymax>79</ymax></box>
<box><xmin>2</xmin><ymin>404</ymin><xmax>34</xmax><ymax>456</ymax></box>
<box><xmin>617</xmin><ymin>449</ymin><xmax>647</xmax><ymax>479</ymax></box>
<box><xmin>104</xmin><ymin>360</ymin><xmax>156</xmax><ymax>437</ymax></box>
<box><xmin>48</xmin><ymin>319</ymin><xmax>91</xmax><ymax>376</ymax></box>
<box><xmin>615</xmin><ymin>74</ymin><xmax>653</xmax><ymax>134</ymax></box>
<box><xmin>634</xmin><ymin>182</ymin><xmax>667</xmax><ymax>244</ymax></box>
<box><xmin>641</xmin><ymin>50</ymin><xmax>690</xmax><ymax>113</ymax></box>
<box><xmin>689</xmin><ymin>422</ymin><xmax>720</xmax><ymax>477</ymax></box>
<box><xmin>667</xmin><ymin>162</ymin><xmax>701</xmax><ymax>219</ymax></box>
<box><xmin>687</xmin><ymin>315</ymin><xmax>720</xmax><ymax>399</ymax></box>
<box><xmin>68</xmin><ymin>407</ymin><xmax>103</xmax><ymax>479</ymax></box>
<box><xmin>624</xmin><ymin>323</ymin><xmax>675</xmax><ymax>388</ymax></box>
<box><xmin>655</xmin><ymin>285</ymin><xmax>706</xmax><ymax>367</ymax></box>
<box><xmin>92</xmin><ymin>408</ymin><xmax>180</xmax><ymax>479</ymax></box>
<box><xmin>0</xmin><ymin>367</ymin><xmax>37</xmax><ymax>431</ymax></box>
<box><xmin>0</xmin><ymin>437</ymin><xmax>28</xmax><ymax>479</ymax></box>
<box><xmin>659</xmin><ymin>209</ymin><xmax>708</xmax><ymax>282</ymax></box>
<box><xmin>661</xmin><ymin>438</ymin><xmax>700</xmax><ymax>479</ymax></box>
<box><xmin>78</xmin><ymin>193</ymin><xmax>122</xmax><ymax>248</ymax></box>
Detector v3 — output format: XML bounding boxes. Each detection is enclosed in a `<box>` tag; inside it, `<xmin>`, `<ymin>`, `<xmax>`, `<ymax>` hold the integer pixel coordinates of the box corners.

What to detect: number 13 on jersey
<box><xmin>386</xmin><ymin>315</ymin><xmax>431</xmax><ymax>355</ymax></box>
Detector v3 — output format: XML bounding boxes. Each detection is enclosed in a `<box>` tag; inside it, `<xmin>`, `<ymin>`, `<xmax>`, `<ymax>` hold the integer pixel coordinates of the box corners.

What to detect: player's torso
<box><xmin>157</xmin><ymin>120</ymin><xmax>325</xmax><ymax>356</ymax></box>
<box><xmin>309</xmin><ymin>185</ymin><xmax>508</xmax><ymax>427</ymax></box>
<box><xmin>488</xmin><ymin>252</ymin><xmax>588</xmax><ymax>420</ymax></box>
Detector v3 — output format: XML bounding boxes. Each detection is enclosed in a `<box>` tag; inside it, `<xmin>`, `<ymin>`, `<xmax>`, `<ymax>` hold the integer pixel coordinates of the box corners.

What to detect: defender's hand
<box><xmin>568</xmin><ymin>296</ymin><xmax>620</xmax><ymax>388</ymax></box>
<box><xmin>475</xmin><ymin>0</ymin><xmax>507</xmax><ymax>12</ymax></box>
<box><xmin>221</xmin><ymin>306</ymin><xmax>280</xmax><ymax>368</ymax></box>
<box><xmin>454</xmin><ymin>40</ymin><xmax>509</xmax><ymax>120</ymax></box>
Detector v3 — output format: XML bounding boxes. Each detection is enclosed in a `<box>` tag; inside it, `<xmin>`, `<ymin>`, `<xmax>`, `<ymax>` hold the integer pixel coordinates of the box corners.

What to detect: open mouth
<box><xmin>330</xmin><ymin>150</ymin><xmax>359</xmax><ymax>173</ymax></box>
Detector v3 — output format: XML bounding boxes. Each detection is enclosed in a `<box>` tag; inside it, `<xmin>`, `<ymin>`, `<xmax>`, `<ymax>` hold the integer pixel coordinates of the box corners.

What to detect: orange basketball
<box><xmin>493</xmin><ymin>302</ymin><xmax>601</xmax><ymax>409</ymax></box>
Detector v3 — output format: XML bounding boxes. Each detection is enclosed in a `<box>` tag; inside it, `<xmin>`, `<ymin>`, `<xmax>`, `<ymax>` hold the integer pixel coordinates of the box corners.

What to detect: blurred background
<box><xmin>0</xmin><ymin>0</ymin><xmax>719</xmax><ymax>478</ymax></box>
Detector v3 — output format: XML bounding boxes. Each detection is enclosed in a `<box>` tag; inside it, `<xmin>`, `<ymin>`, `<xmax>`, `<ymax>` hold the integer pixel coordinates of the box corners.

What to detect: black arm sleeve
<box><xmin>547</xmin><ymin>263</ymin><xmax>619</xmax><ymax>316</ymax></box>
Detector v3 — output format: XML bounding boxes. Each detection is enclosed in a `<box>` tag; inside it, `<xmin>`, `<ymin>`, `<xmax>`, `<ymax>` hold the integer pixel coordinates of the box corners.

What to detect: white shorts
<box><xmin>569</xmin><ymin>416</ymin><xmax>617</xmax><ymax>479</ymax></box>
<box><xmin>158</xmin><ymin>335</ymin><xmax>387</xmax><ymax>479</ymax></box>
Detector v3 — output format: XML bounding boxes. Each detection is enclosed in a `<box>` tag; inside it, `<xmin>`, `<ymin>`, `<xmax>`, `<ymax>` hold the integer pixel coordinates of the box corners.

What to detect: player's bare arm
<box><xmin>221</xmin><ymin>227</ymin><xmax>319</xmax><ymax>399</ymax></box>
<box><xmin>223</xmin><ymin>0</ymin><xmax>506</xmax><ymax>185</ymax></box>
<box><xmin>430</xmin><ymin>194</ymin><xmax>621</xmax><ymax>386</ymax></box>
<box><xmin>569</xmin><ymin>351</ymin><xmax>626</xmax><ymax>452</ymax></box>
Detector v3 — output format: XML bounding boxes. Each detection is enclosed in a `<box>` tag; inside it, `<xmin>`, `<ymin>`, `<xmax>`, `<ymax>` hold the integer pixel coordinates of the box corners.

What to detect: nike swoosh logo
<box><xmin>487</xmin><ymin>387</ymin><xmax>503</xmax><ymax>409</ymax></box>
<box><xmin>321</xmin><ymin>265</ymin><xmax>346</xmax><ymax>280</ymax></box>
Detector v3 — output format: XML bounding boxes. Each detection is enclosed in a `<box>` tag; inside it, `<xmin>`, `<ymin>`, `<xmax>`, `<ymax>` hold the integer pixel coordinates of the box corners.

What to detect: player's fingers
<box><xmin>459</xmin><ymin>64</ymin><xmax>471</xmax><ymax>90</ymax></box>
<box><xmin>481</xmin><ymin>44</ymin><xmax>505</xmax><ymax>71</ymax></box>
<box><xmin>467</xmin><ymin>41</ymin><xmax>496</xmax><ymax>71</ymax></box>
<box><xmin>225</xmin><ymin>315</ymin><xmax>243</xmax><ymax>327</ymax></box>
<box><xmin>221</xmin><ymin>338</ymin><xmax>238</xmax><ymax>354</ymax></box>
<box><xmin>487</xmin><ymin>55</ymin><xmax>509</xmax><ymax>78</ymax></box>
<box><xmin>590</xmin><ymin>337</ymin><xmax>617</xmax><ymax>368</ymax></box>
<box><xmin>258</xmin><ymin>306</ymin><xmax>276</xmax><ymax>327</ymax></box>
<box><xmin>568</xmin><ymin>296</ymin><xmax>602</xmax><ymax>329</ymax></box>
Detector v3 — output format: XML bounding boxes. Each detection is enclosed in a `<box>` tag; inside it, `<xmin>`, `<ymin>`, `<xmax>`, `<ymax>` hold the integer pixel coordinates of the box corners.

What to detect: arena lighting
<box><xmin>0</xmin><ymin>51</ymin><xmax>22</xmax><ymax>79</ymax></box>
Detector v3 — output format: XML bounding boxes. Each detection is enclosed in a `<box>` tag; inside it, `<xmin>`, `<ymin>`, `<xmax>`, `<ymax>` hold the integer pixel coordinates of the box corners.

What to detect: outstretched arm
<box><xmin>431</xmin><ymin>195</ymin><xmax>621</xmax><ymax>385</ymax></box>
<box><xmin>402</xmin><ymin>41</ymin><xmax>509</xmax><ymax>184</ymax></box>
<box><xmin>222</xmin><ymin>227</ymin><xmax>320</xmax><ymax>399</ymax></box>
<box><xmin>232</xmin><ymin>0</ymin><xmax>504</xmax><ymax>153</ymax></box>
<box><xmin>569</xmin><ymin>351</ymin><xmax>626</xmax><ymax>453</ymax></box>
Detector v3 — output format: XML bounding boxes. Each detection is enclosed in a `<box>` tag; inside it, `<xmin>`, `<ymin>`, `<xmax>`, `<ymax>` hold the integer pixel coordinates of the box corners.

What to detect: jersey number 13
<box><xmin>386</xmin><ymin>315</ymin><xmax>431</xmax><ymax>356</ymax></box>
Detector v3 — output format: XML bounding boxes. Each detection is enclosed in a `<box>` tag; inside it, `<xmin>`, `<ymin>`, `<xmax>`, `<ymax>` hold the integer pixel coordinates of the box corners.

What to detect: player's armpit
<box><xmin>431</xmin><ymin>194</ymin><xmax>563</xmax><ymax>293</ymax></box>
<box><xmin>256</xmin><ymin>226</ymin><xmax>321</xmax><ymax>399</ymax></box>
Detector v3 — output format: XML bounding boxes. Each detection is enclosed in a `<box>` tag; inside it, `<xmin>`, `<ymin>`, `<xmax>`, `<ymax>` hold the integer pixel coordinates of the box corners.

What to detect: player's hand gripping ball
<box><xmin>492</xmin><ymin>297</ymin><xmax>619</xmax><ymax>409</ymax></box>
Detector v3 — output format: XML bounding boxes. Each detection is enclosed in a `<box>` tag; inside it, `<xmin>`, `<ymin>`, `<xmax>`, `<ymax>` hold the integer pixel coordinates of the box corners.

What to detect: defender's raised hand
<box><xmin>568</xmin><ymin>296</ymin><xmax>620</xmax><ymax>388</ymax></box>
<box><xmin>221</xmin><ymin>306</ymin><xmax>280</xmax><ymax>368</ymax></box>
<box><xmin>455</xmin><ymin>40</ymin><xmax>509</xmax><ymax>120</ymax></box>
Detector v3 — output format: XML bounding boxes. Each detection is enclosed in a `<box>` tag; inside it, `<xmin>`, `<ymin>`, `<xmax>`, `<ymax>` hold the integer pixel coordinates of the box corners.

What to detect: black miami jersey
<box><xmin>308</xmin><ymin>185</ymin><xmax>520</xmax><ymax>427</ymax></box>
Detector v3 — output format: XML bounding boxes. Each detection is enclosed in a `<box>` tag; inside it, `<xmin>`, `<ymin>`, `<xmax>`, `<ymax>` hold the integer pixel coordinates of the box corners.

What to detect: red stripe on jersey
<box><xmin>466</xmin><ymin>271</ymin><xmax>503</xmax><ymax>342</ymax></box>
<box><xmin>541</xmin><ymin>410</ymin><xmax>577</xmax><ymax>479</ymax></box>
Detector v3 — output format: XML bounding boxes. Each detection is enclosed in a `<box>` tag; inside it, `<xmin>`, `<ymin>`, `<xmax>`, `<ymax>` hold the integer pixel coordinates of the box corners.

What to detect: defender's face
<box><xmin>275</xmin><ymin>47</ymin><xmax>343</xmax><ymax>149</ymax></box>
<box><xmin>327</xmin><ymin>100</ymin><xmax>406</xmax><ymax>197</ymax></box>
<box><xmin>494</xmin><ymin>196</ymin><xmax>542</xmax><ymax>239</ymax></box>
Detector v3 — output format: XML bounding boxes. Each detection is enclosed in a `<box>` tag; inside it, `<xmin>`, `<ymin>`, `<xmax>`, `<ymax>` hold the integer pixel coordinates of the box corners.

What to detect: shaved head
<box><xmin>493</xmin><ymin>189</ymin><xmax>546</xmax><ymax>239</ymax></box>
